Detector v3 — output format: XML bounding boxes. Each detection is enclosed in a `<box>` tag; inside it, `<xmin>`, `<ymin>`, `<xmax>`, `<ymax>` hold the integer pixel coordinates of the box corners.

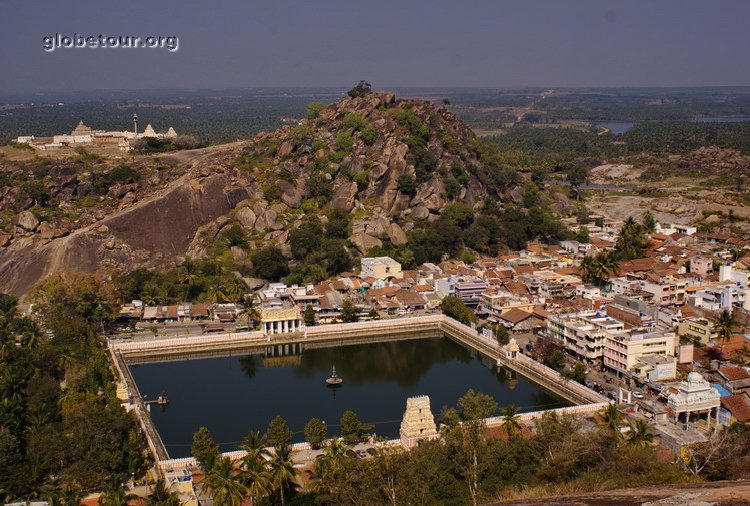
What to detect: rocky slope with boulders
<box><xmin>0</xmin><ymin>91</ymin><xmax>565</xmax><ymax>296</ymax></box>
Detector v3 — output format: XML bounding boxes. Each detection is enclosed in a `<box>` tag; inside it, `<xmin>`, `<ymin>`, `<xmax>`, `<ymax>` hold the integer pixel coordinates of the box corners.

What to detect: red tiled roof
<box><xmin>499</xmin><ymin>308</ymin><xmax>533</xmax><ymax>324</ymax></box>
<box><xmin>721</xmin><ymin>394</ymin><xmax>750</xmax><ymax>422</ymax></box>
<box><xmin>719</xmin><ymin>366</ymin><xmax>750</xmax><ymax>382</ymax></box>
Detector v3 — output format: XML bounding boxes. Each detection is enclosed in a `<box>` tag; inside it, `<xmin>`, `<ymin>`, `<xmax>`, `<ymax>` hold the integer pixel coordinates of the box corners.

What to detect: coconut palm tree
<box><xmin>501</xmin><ymin>404</ymin><xmax>522</xmax><ymax>439</ymax></box>
<box><xmin>240</xmin><ymin>305</ymin><xmax>261</xmax><ymax>330</ymax></box>
<box><xmin>626</xmin><ymin>419</ymin><xmax>655</xmax><ymax>448</ymax></box>
<box><xmin>239</xmin><ymin>431</ymin><xmax>270</xmax><ymax>467</ymax></box>
<box><xmin>98</xmin><ymin>476</ymin><xmax>139</xmax><ymax>506</ymax></box>
<box><xmin>201</xmin><ymin>457</ymin><xmax>248</xmax><ymax>506</ymax></box>
<box><xmin>223</xmin><ymin>277</ymin><xmax>249</xmax><ymax>304</ymax></box>
<box><xmin>59</xmin><ymin>485</ymin><xmax>84</xmax><ymax>506</ymax></box>
<box><xmin>16</xmin><ymin>318</ymin><xmax>45</xmax><ymax>349</ymax></box>
<box><xmin>600</xmin><ymin>403</ymin><xmax>623</xmax><ymax>441</ymax></box>
<box><xmin>241</xmin><ymin>454</ymin><xmax>272</xmax><ymax>506</ymax></box>
<box><xmin>269</xmin><ymin>445</ymin><xmax>297</xmax><ymax>506</ymax></box>
<box><xmin>147</xmin><ymin>479</ymin><xmax>182</xmax><ymax>506</ymax></box>
<box><xmin>715</xmin><ymin>308</ymin><xmax>737</xmax><ymax>355</ymax></box>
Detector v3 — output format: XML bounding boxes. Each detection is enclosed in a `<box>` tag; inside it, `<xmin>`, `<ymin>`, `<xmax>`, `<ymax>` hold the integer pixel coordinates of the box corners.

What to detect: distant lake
<box><xmin>593</xmin><ymin>121</ymin><xmax>637</xmax><ymax>135</ymax></box>
<box><xmin>693</xmin><ymin>117</ymin><xmax>750</xmax><ymax>123</ymax></box>
<box><xmin>129</xmin><ymin>337</ymin><xmax>568</xmax><ymax>458</ymax></box>
<box><xmin>591</xmin><ymin>117</ymin><xmax>750</xmax><ymax>135</ymax></box>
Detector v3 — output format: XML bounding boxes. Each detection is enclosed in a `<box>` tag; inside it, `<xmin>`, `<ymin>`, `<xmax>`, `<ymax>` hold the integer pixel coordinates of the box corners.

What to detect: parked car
<box><xmin>632</xmin><ymin>391</ymin><xmax>644</xmax><ymax>399</ymax></box>
<box><xmin>358</xmin><ymin>450</ymin><xmax>368</xmax><ymax>458</ymax></box>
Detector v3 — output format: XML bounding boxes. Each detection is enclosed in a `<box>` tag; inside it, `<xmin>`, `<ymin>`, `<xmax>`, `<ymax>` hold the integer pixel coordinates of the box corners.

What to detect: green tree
<box><xmin>626</xmin><ymin>419</ymin><xmax>655</xmax><ymax>448</ymax></box>
<box><xmin>347</xmin><ymin>80</ymin><xmax>372</xmax><ymax>98</ymax></box>
<box><xmin>202</xmin><ymin>457</ymin><xmax>248</xmax><ymax>506</ymax></box>
<box><xmin>440</xmin><ymin>296</ymin><xmax>476</xmax><ymax>325</ymax></box>
<box><xmin>575</xmin><ymin>225</ymin><xmax>590</xmax><ymax>243</ymax></box>
<box><xmin>303</xmin><ymin>304</ymin><xmax>316</xmax><ymax>327</ymax></box>
<box><xmin>396</xmin><ymin>173</ymin><xmax>416</xmax><ymax>196</ymax></box>
<box><xmin>340</xmin><ymin>299</ymin><xmax>358</xmax><ymax>323</ymax></box>
<box><xmin>600</xmin><ymin>403</ymin><xmax>624</xmax><ymax>441</ymax></box>
<box><xmin>304</xmin><ymin>418</ymin><xmax>328</xmax><ymax>448</ymax></box>
<box><xmin>192</xmin><ymin>426</ymin><xmax>220</xmax><ymax>471</ymax></box>
<box><xmin>340</xmin><ymin>410</ymin><xmax>371</xmax><ymax>444</ymax></box>
<box><xmin>493</xmin><ymin>323</ymin><xmax>510</xmax><ymax>345</ymax></box>
<box><xmin>98</xmin><ymin>476</ymin><xmax>138</xmax><ymax>506</ymax></box>
<box><xmin>641</xmin><ymin>210</ymin><xmax>657</xmax><ymax>234</ymax></box>
<box><xmin>501</xmin><ymin>404</ymin><xmax>521</xmax><ymax>439</ymax></box>
<box><xmin>326</xmin><ymin>208</ymin><xmax>350</xmax><ymax>239</ymax></box>
<box><xmin>269</xmin><ymin>444</ymin><xmax>297</xmax><ymax>506</ymax></box>
<box><xmin>567</xmin><ymin>165</ymin><xmax>590</xmax><ymax>200</ymax></box>
<box><xmin>147</xmin><ymin>479</ymin><xmax>181</xmax><ymax>506</ymax></box>
<box><xmin>715</xmin><ymin>309</ymin><xmax>737</xmax><ymax>354</ymax></box>
<box><xmin>266</xmin><ymin>416</ymin><xmax>292</xmax><ymax>450</ymax></box>
<box><xmin>306</xmin><ymin>102</ymin><xmax>326</xmax><ymax>120</ymax></box>
<box><xmin>251</xmin><ymin>247</ymin><xmax>289</xmax><ymax>281</ymax></box>
<box><xmin>615</xmin><ymin>216</ymin><xmax>647</xmax><ymax>261</ymax></box>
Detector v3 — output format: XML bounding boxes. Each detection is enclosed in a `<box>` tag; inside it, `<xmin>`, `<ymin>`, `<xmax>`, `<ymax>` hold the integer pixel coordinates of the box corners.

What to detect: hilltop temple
<box><xmin>14</xmin><ymin>119</ymin><xmax>177</xmax><ymax>152</ymax></box>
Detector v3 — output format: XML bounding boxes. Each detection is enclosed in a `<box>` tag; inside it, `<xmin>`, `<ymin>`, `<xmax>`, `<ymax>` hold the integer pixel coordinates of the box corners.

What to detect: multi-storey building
<box><xmin>455</xmin><ymin>279</ymin><xmax>488</xmax><ymax>307</ymax></box>
<box><xmin>603</xmin><ymin>329</ymin><xmax>676</xmax><ymax>375</ymax></box>
<box><xmin>546</xmin><ymin>311</ymin><xmax>625</xmax><ymax>360</ymax></box>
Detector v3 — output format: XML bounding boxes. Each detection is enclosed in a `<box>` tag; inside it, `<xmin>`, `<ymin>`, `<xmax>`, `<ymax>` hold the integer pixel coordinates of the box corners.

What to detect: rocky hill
<box><xmin>0</xmin><ymin>91</ymin><xmax>570</xmax><ymax>297</ymax></box>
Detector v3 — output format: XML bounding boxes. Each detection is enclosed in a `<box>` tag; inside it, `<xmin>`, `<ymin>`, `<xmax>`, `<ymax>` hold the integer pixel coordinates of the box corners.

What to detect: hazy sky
<box><xmin>2</xmin><ymin>0</ymin><xmax>749</xmax><ymax>92</ymax></box>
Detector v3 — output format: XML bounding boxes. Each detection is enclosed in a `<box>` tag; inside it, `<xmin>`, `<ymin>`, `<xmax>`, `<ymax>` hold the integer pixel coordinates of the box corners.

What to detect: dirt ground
<box><xmin>491</xmin><ymin>480</ymin><xmax>750</xmax><ymax>505</ymax></box>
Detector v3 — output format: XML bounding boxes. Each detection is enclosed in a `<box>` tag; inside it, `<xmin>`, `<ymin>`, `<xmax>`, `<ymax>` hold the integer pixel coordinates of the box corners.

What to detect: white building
<box><xmin>360</xmin><ymin>256</ymin><xmax>402</xmax><ymax>280</ymax></box>
<box><xmin>547</xmin><ymin>311</ymin><xmax>625</xmax><ymax>360</ymax></box>
<box><xmin>603</xmin><ymin>329</ymin><xmax>676</xmax><ymax>378</ymax></box>
<box><xmin>667</xmin><ymin>372</ymin><xmax>721</xmax><ymax>425</ymax></box>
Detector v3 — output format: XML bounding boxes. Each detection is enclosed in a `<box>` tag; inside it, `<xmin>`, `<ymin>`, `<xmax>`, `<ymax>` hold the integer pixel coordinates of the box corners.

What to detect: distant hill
<box><xmin>0</xmin><ymin>90</ymin><xmax>573</xmax><ymax>296</ymax></box>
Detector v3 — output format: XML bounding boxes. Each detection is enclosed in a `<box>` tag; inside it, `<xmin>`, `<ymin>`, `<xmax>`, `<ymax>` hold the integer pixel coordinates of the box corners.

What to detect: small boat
<box><xmin>326</xmin><ymin>365</ymin><xmax>343</xmax><ymax>387</ymax></box>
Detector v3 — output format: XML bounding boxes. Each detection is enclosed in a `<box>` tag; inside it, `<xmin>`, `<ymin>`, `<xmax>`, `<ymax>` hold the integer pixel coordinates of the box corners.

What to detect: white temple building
<box><xmin>400</xmin><ymin>395</ymin><xmax>439</xmax><ymax>448</ymax></box>
<box><xmin>16</xmin><ymin>119</ymin><xmax>177</xmax><ymax>152</ymax></box>
<box><xmin>667</xmin><ymin>372</ymin><xmax>721</xmax><ymax>426</ymax></box>
<box><xmin>260</xmin><ymin>307</ymin><xmax>303</xmax><ymax>337</ymax></box>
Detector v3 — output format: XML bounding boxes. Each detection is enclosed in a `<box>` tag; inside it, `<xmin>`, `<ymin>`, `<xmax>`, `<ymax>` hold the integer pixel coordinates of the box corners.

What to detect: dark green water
<box><xmin>129</xmin><ymin>336</ymin><xmax>569</xmax><ymax>457</ymax></box>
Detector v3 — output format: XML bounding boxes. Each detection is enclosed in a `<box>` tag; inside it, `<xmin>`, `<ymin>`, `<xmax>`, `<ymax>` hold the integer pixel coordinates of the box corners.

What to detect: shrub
<box><xmin>360</xmin><ymin>124</ymin><xmax>378</xmax><ymax>145</ymax></box>
<box><xmin>335</xmin><ymin>133</ymin><xmax>354</xmax><ymax>152</ymax></box>
<box><xmin>263</xmin><ymin>182</ymin><xmax>283</xmax><ymax>202</ymax></box>
<box><xmin>306</xmin><ymin>102</ymin><xmax>326</xmax><ymax>120</ymax></box>
<box><xmin>396</xmin><ymin>173</ymin><xmax>416</xmax><ymax>196</ymax></box>
<box><xmin>342</xmin><ymin>112</ymin><xmax>365</xmax><ymax>131</ymax></box>
<box><xmin>347</xmin><ymin>80</ymin><xmax>372</xmax><ymax>98</ymax></box>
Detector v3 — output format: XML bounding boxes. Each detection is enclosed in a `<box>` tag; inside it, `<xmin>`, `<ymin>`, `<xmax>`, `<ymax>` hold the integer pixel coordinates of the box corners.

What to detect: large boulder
<box><xmin>14</xmin><ymin>211</ymin><xmax>39</xmax><ymax>231</ymax></box>
<box><xmin>332</xmin><ymin>181</ymin><xmax>358</xmax><ymax>212</ymax></box>
<box><xmin>351</xmin><ymin>232</ymin><xmax>382</xmax><ymax>254</ymax></box>
<box><xmin>278</xmin><ymin>181</ymin><xmax>302</xmax><ymax>209</ymax></box>
<box><xmin>236</xmin><ymin>207</ymin><xmax>257</xmax><ymax>229</ymax></box>
<box><xmin>39</xmin><ymin>221</ymin><xmax>55</xmax><ymax>240</ymax></box>
<box><xmin>411</xmin><ymin>205</ymin><xmax>430</xmax><ymax>221</ymax></box>
<box><xmin>364</xmin><ymin>215</ymin><xmax>391</xmax><ymax>238</ymax></box>
<box><xmin>388</xmin><ymin>222</ymin><xmax>408</xmax><ymax>246</ymax></box>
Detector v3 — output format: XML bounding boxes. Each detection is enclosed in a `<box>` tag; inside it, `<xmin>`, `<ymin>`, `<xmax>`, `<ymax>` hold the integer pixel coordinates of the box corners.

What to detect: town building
<box><xmin>677</xmin><ymin>317</ymin><xmax>716</xmax><ymax>345</ymax></box>
<box><xmin>546</xmin><ymin>311</ymin><xmax>625</xmax><ymax>360</ymax></box>
<box><xmin>603</xmin><ymin>329</ymin><xmax>676</xmax><ymax>378</ymax></box>
<box><xmin>455</xmin><ymin>279</ymin><xmax>488</xmax><ymax>307</ymax></box>
<box><xmin>360</xmin><ymin>257</ymin><xmax>402</xmax><ymax>281</ymax></box>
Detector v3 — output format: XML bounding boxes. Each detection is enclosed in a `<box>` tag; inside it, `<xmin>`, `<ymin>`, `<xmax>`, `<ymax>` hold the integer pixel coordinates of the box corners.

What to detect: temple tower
<box><xmin>400</xmin><ymin>395</ymin><xmax>438</xmax><ymax>448</ymax></box>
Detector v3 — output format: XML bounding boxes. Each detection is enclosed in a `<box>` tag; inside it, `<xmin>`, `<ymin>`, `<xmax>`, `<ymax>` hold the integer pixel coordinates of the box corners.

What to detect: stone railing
<box><xmin>485</xmin><ymin>401</ymin><xmax>611</xmax><ymax>427</ymax></box>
